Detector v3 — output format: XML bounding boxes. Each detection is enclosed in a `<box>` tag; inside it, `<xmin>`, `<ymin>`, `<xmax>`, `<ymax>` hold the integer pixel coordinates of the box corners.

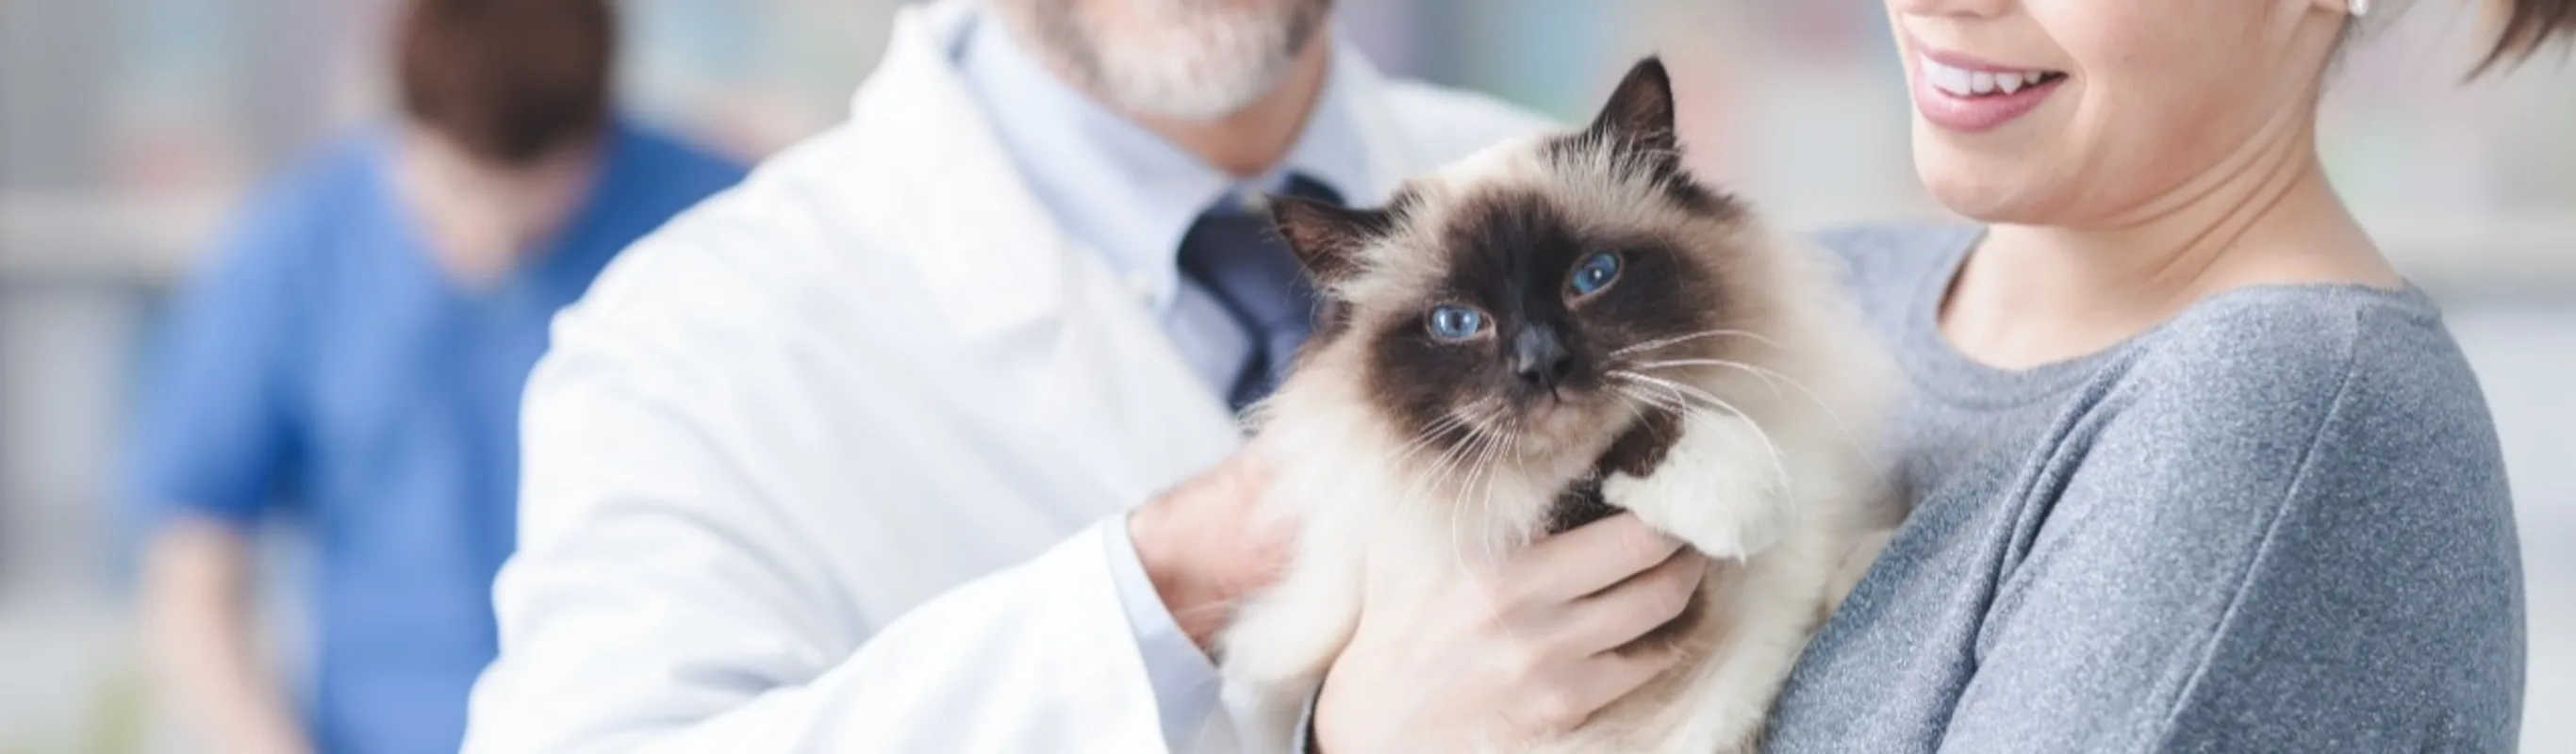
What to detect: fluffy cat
<box><xmin>1215</xmin><ymin>57</ymin><xmax>1898</xmax><ymax>753</ymax></box>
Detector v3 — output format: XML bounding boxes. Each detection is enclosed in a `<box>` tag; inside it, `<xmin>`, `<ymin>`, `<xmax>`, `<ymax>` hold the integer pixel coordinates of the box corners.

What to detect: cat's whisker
<box><xmin>1610</xmin><ymin>392</ymin><xmax>1664</xmax><ymax>447</ymax></box>
<box><xmin>1467</xmin><ymin>423</ymin><xmax>1529</xmax><ymax>636</ymax></box>
<box><xmin>1493</xmin><ymin>429</ymin><xmax>1526</xmax><ymax>565</ymax></box>
<box><xmin>1625</xmin><ymin>357</ymin><xmax>1794</xmax><ymax>416</ymax></box>
<box><xmin>1437</xmin><ymin>429</ymin><xmax>1478</xmax><ymax>570</ymax></box>
<box><xmin>1610</xmin><ymin>371</ymin><xmax>1795</xmax><ymax>498</ymax></box>
<box><xmin>1388</xmin><ymin>429</ymin><xmax>1451</xmax><ymax>471</ymax></box>
<box><xmin>1417</xmin><ymin>447</ymin><xmax>1475</xmax><ymax>576</ymax></box>
<box><xmin>1410</xmin><ymin>418</ymin><xmax>1484</xmax><ymax>531</ymax></box>
<box><xmin>1656</xmin><ymin>385</ymin><xmax>1793</xmax><ymax>500</ymax></box>
<box><xmin>1617</xmin><ymin>378</ymin><xmax>1782</xmax><ymax>488</ymax></box>
<box><xmin>1711</xmin><ymin>362</ymin><xmax>1886</xmax><ymax>478</ymax></box>
<box><xmin>1611</xmin><ymin>381</ymin><xmax>1701</xmax><ymax>422</ymax></box>
<box><xmin>1423</xmin><ymin>400</ymin><xmax>1513</xmax><ymax>574</ymax></box>
<box><xmin>1632</xmin><ymin>358</ymin><xmax>1888</xmax><ymax>478</ymax></box>
<box><xmin>1610</xmin><ymin>385</ymin><xmax>1677</xmax><ymax>420</ymax></box>
<box><xmin>1425</xmin><ymin>402</ymin><xmax>1504</xmax><ymax>489</ymax></box>
<box><xmin>1419</xmin><ymin>426</ymin><xmax>1481</xmax><ymax>506</ymax></box>
<box><xmin>1418</xmin><ymin>402</ymin><xmax>1505</xmax><ymax>545</ymax></box>
<box><xmin>1610</xmin><ymin>329</ymin><xmax>1783</xmax><ymax>358</ymax></box>
<box><xmin>1612</xmin><ymin>387</ymin><xmax>1696</xmax><ymax>426</ymax></box>
<box><xmin>1395</xmin><ymin>410</ymin><xmax>1469</xmax><ymax>455</ymax></box>
<box><xmin>1440</xmin><ymin>413</ymin><xmax>1511</xmax><ymax>609</ymax></box>
<box><xmin>1390</xmin><ymin>400</ymin><xmax>1492</xmax><ymax>470</ymax></box>
<box><xmin>1633</xmin><ymin>358</ymin><xmax>1766</xmax><ymax>404</ymax></box>
<box><xmin>1457</xmin><ymin>423</ymin><xmax>1503</xmax><ymax>536</ymax></box>
<box><xmin>1463</xmin><ymin>425</ymin><xmax>1509</xmax><ymax>566</ymax></box>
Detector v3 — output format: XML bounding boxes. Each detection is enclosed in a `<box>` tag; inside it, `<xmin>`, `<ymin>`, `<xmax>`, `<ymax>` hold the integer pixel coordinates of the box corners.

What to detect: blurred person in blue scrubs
<box><xmin>127</xmin><ymin>1</ymin><xmax>744</xmax><ymax>752</ymax></box>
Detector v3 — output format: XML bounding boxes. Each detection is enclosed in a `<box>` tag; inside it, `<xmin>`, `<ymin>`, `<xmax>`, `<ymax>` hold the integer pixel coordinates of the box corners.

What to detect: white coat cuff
<box><xmin>1102</xmin><ymin>514</ymin><xmax>1224</xmax><ymax>747</ymax></box>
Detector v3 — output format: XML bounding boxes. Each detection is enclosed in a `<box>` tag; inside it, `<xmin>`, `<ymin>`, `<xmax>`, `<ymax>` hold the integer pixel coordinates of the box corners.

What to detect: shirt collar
<box><xmin>953</xmin><ymin>11</ymin><xmax>1372</xmax><ymax>311</ymax></box>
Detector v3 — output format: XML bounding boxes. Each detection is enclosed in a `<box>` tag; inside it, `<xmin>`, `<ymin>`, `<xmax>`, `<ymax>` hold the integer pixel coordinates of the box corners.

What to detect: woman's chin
<box><xmin>1909</xmin><ymin>124</ymin><xmax>2081</xmax><ymax>224</ymax></box>
<box><xmin>1915</xmin><ymin>164</ymin><xmax>2058</xmax><ymax>225</ymax></box>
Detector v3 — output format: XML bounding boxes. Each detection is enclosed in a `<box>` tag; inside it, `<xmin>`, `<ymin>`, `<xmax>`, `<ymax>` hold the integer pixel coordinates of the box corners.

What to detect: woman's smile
<box><xmin>1908</xmin><ymin>43</ymin><xmax>2068</xmax><ymax>133</ymax></box>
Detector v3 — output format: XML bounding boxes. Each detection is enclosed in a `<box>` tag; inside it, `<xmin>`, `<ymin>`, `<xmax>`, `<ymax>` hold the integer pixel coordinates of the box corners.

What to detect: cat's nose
<box><xmin>1512</xmin><ymin>325</ymin><xmax>1574</xmax><ymax>392</ymax></box>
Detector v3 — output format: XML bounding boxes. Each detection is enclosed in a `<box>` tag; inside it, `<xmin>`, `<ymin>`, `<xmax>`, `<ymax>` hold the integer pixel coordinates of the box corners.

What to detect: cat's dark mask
<box><xmin>1266</xmin><ymin>57</ymin><xmax>1766</xmax><ymax>469</ymax></box>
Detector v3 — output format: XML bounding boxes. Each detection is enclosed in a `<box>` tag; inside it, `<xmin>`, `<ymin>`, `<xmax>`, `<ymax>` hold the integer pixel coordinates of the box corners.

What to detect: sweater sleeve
<box><xmin>1933</xmin><ymin>304</ymin><xmax>2525</xmax><ymax>753</ymax></box>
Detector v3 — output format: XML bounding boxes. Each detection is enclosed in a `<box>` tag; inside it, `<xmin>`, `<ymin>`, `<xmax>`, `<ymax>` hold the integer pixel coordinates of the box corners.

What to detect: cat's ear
<box><xmin>1270</xmin><ymin>195</ymin><xmax>1390</xmax><ymax>286</ymax></box>
<box><xmin>1585</xmin><ymin>57</ymin><xmax>1678</xmax><ymax>159</ymax></box>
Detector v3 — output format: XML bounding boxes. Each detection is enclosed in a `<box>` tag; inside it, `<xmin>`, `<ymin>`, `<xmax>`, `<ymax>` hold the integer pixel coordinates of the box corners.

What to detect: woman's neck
<box><xmin>1940</xmin><ymin>115</ymin><xmax>2400</xmax><ymax>370</ymax></box>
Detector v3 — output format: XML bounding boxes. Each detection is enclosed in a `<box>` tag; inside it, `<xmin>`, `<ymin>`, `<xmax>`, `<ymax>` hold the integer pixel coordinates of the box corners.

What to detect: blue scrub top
<box><xmin>129</xmin><ymin>117</ymin><xmax>744</xmax><ymax>754</ymax></box>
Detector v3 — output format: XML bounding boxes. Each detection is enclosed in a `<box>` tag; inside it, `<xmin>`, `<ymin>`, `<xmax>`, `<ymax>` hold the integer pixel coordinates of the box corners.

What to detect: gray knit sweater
<box><xmin>1765</xmin><ymin>223</ymin><xmax>2525</xmax><ymax>752</ymax></box>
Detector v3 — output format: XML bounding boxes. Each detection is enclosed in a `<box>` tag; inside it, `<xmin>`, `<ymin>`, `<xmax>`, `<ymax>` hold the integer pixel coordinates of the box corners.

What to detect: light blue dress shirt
<box><xmin>954</xmin><ymin>13</ymin><xmax>1371</xmax><ymax>750</ymax></box>
<box><xmin>955</xmin><ymin>11</ymin><xmax>1373</xmax><ymax>395</ymax></box>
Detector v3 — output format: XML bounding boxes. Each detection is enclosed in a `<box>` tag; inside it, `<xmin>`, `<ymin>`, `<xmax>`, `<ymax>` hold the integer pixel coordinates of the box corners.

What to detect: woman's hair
<box><xmin>395</xmin><ymin>0</ymin><xmax>617</xmax><ymax>167</ymax></box>
<box><xmin>2477</xmin><ymin>0</ymin><xmax>2576</xmax><ymax>74</ymax></box>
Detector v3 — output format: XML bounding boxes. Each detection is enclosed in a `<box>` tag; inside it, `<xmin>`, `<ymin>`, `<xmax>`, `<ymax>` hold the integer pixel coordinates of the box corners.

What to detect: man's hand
<box><xmin>1127</xmin><ymin>446</ymin><xmax>1294</xmax><ymax>649</ymax></box>
<box><xmin>1312</xmin><ymin>513</ymin><xmax>1707</xmax><ymax>751</ymax></box>
<box><xmin>140</xmin><ymin>517</ymin><xmax>315</xmax><ymax>754</ymax></box>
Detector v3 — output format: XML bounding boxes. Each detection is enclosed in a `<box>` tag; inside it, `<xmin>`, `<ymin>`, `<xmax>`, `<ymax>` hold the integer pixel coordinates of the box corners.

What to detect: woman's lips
<box><xmin>1909</xmin><ymin>49</ymin><xmax>2067</xmax><ymax>133</ymax></box>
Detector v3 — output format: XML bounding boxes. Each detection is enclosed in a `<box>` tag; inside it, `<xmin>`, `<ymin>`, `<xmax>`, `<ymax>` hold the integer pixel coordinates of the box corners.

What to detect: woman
<box><xmin>1313</xmin><ymin>0</ymin><xmax>2564</xmax><ymax>749</ymax></box>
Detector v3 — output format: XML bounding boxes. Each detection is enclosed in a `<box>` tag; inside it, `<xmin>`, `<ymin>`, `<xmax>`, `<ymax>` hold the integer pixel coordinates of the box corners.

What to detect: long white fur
<box><xmin>1220</xmin><ymin>130</ymin><xmax>1897</xmax><ymax>753</ymax></box>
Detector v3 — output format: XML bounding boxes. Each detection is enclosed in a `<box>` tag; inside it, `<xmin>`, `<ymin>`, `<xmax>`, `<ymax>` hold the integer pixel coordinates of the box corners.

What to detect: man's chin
<box><xmin>1097</xmin><ymin>71</ymin><xmax>1283</xmax><ymax>122</ymax></box>
<box><xmin>1081</xmin><ymin>26</ymin><xmax>1299</xmax><ymax>121</ymax></box>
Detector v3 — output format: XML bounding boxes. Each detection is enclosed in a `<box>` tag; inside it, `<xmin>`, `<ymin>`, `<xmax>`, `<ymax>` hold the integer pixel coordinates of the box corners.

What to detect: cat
<box><xmin>1214</xmin><ymin>57</ymin><xmax>1899</xmax><ymax>753</ymax></box>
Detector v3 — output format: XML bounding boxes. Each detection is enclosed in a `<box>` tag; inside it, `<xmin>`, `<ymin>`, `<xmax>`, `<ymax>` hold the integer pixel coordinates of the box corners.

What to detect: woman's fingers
<box><xmin>1559</xmin><ymin>548</ymin><xmax>1708</xmax><ymax>655</ymax></box>
<box><xmin>1512</xmin><ymin>642</ymin><xmax>1690</xmax><ymax>737</ymax></box>
<box><xmin>1313</xmin><ymin>512</ymin><xmax>1709</xmax><ymax>750</ymax></box>
<box><xmin>1513</xmin><ymin>513</ymin><xmax>1688</xmax><ymax>601</ymax></box>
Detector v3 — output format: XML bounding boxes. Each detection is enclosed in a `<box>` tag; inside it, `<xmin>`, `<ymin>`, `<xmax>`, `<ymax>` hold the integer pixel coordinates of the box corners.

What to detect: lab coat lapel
<box><xmin>834</xmin><ymin>0</ymin><xmax>1242</xmax><ymax>507</ymax></box>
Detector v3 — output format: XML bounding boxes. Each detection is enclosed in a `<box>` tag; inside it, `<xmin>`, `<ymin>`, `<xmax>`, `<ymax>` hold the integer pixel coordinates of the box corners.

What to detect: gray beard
<box><xmin>1004</xmin><ymin>0</ymin><xmax>1331</xmax><ymax>121</ymax></box>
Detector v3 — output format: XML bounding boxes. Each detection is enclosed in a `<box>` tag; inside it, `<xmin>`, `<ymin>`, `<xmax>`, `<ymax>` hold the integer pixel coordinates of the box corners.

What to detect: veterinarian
<box><xmin>1759</xmin><ymin>0</ymin><xmax>2561</xmax><ymax>749</ymax></box>
<box><xmin>464</xmin><ymin>0</ymin><xmax>1716</xmax><ymax>751</ymax></box>
<box><xmin>129</xmin><ymin>2</ymin><xmax>744</xmax><ymax>753</ymax></box>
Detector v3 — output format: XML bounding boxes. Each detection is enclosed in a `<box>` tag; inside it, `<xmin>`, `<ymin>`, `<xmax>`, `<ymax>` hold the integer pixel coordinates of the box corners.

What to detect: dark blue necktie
<box><xmin>1177</xmin><ymin>173</ymin><xmax>1343</xmax><ymax>412</ymax></box>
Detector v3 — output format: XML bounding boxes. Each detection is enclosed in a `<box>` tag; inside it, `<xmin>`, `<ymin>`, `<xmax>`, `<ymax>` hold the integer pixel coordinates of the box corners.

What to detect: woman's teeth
<box><xmin>1920</xmin><ymin>56</ymin><xmax>2057</xmax><ymax>97</ymax></box>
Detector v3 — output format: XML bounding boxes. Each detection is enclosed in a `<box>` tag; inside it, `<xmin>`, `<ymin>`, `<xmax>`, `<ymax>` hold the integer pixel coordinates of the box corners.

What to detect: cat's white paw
<box><xmin>1601</xmin><ymin>414</ymin><xmax>1796</xmax><ymax>561</ymax></box>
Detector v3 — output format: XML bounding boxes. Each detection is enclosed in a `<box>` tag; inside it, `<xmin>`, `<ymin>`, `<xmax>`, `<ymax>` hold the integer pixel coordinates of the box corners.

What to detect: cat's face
<box><xmin>1273</xmin><ymin>57</ymin><xmax>1785</xmax><ymax>491</ymax></box>
<box><xmin>1346</xmin><ymin>186</ymin><xmax>1726</xmax><ymax>462</ymax></box>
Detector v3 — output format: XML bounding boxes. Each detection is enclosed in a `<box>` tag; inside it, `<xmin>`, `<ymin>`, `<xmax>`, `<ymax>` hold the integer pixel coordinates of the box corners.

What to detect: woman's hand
<box><xmin>1311</xmin><ymin>513</ymin><xmax>1708</xmax><ymax>751</ymax></box>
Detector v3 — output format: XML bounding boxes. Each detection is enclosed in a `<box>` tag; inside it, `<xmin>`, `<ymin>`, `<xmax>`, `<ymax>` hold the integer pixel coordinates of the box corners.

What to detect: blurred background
<box><xmin>0</xmin><ymin>0</ymin><xmax>2566</xmax><ymax>750</ymax></box>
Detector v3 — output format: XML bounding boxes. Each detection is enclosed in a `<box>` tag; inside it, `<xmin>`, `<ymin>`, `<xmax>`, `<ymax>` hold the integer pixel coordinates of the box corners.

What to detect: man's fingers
<box><xmin>1514</xmin><ymin>513</ymin><xmax>1686</xmax><ymax>600</ymax></box>
<box><xmin>1559</xmin><ymin>549</ymin><xmax>1706</xmax><ymax>655</ymax></box>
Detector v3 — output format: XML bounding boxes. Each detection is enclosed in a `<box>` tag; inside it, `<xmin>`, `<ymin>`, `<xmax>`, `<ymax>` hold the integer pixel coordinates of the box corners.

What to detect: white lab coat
<box><xmin>461</xmin><ymin>1</ymin><xmax>1548</xmax><ymax>751</ymax></box>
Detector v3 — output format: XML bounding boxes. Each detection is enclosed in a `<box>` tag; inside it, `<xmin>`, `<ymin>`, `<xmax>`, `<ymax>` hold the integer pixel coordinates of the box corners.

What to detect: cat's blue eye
<box><xmin>1568</xmin><ymin>252</ymin><xmax>1623</xmax><ymax>297</ymax></box>
<box><xmin>1426</xmin><ymin>304</ymin><xmax>1486</xmax><ymax>341</ymax></box>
